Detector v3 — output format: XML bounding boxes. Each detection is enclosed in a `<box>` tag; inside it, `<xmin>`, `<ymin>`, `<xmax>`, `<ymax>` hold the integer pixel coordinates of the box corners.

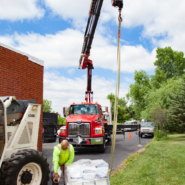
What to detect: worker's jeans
<box><xmin>51</xmin><ymin>165</ymin><xmax>65</xmax><ymax>185</ymax></box>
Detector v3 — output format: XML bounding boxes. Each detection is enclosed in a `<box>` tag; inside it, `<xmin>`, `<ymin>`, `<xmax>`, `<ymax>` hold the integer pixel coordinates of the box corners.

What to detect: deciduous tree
<box><xmin>154</xmin><ymin>47</ymin><xmax>185</xmax><ymax>82</ymax></box>
<box><xmin>149</xmin><ymin>107</ymin><xmax>168</xmax><ymax>137</ymax></box>
<box><xmin>43</xmin><ymin>99</ymin><xmax>52</xmax><ymax>113</ymax></box>
<box><xmin>127</xmin><ymin>70</ymin><xmax>151</xmax><ymax>119</ymax></box>
<box><xmin>168</xmin><ymin>82</ymin><xmax>185</xmax><ymax>133</ymax></box>
<box><xmin>107</xmin><ymin>93</ymin><xmax>129</xmax><ymax>123</ymax></box>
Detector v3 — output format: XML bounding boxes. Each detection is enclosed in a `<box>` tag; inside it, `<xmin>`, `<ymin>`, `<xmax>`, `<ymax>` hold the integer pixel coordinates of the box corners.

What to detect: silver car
<box><xmin>139</xmin><ymin>122</ymin><xmax>155</xmax><ymax>138</ymax></box>
<box><xmin>123</xmin><ymin>121</ymin><xmax>138</xmax><ymax>131</ymax></box>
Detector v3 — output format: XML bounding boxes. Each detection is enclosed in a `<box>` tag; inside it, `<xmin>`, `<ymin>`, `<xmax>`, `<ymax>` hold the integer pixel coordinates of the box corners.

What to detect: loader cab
<box><xmin>0</xmin><ymin>99</ymin><xmax>5</xmax><ymax>159</ymax></box>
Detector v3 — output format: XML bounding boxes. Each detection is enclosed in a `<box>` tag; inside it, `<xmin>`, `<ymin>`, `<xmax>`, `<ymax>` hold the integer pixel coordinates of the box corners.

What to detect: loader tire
<box><xmin>0</xmin><ymin>149</ymin><xmax>50</xmax><ymax>185</ymax></box>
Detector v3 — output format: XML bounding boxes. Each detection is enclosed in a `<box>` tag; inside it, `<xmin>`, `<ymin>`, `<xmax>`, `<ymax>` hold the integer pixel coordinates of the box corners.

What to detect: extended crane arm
<box><xmin>79</xmin><ymin>0</ymin><xmax>104</xmax><ymax>70</ymax></box>
<box><xmin>79</xmin><ymin>0</ymin><xmax>123</xmax><ymax>103</ymax></box>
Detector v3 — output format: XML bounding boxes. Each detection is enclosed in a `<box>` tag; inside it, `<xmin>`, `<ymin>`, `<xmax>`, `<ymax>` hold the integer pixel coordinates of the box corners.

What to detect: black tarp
<box><xmin>43</xmin><ymin>112</ymin><xmax>58</xmax><ymax>124</ymax></box>
<box><xmin>43</xmin><ymin>112</ymin><xmax>59</xmax><ymax>143</ymax></box>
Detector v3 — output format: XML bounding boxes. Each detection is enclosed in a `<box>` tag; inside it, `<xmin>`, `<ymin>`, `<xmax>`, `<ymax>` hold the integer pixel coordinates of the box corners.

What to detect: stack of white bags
<box><xmin>64</xmin><ymin>159</ymin><xmax>110</xmax><ymax>185</ymax></box>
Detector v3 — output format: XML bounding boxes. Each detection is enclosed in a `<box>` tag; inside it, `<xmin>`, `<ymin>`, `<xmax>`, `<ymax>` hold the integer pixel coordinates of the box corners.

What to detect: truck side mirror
<box><xmin>105</xmin><ymin>106</ymin><xmax>108</xmax><ymax>112</ymax></box>
<box><xmin>63</xmin><ymin>107</ymin><xmax>66</xmax><ymax>117</ymax></box>
<box><xmin>102</xmin><ymin>114</ymin><xmax>106</xmax><ymax>121</ymax></box>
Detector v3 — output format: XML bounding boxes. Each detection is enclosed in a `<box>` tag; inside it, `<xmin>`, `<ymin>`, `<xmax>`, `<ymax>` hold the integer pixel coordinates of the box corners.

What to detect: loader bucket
<box><xmin>0</xmin><ymin>99</ymin><xmax>5</xmax><ymax>160</ymax></box>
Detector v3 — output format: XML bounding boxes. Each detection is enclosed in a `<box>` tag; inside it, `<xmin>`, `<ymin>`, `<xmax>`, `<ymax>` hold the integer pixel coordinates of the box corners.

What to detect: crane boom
<box><xmin>79</xmin><ymin>0</ymin><xmax>123</xmax><ymax>103</ymax></box>
<box><xmin>81</xmin><ymin>0</ymin><xmax>104</xmax><ymax>57</ymax></box>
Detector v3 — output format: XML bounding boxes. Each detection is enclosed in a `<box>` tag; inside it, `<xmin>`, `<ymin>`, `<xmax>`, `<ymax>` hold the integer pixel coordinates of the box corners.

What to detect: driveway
<box><xmin>43</xmin><ymin>131</ymin><xmax>152</xmax><ymax>184</ymax></box>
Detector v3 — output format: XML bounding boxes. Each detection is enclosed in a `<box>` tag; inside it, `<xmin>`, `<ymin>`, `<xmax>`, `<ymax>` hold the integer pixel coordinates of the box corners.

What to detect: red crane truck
<box><xmin>59</xmin><ymin>0</ymin><xmax>123</xmax><ymax>153</ymax></box>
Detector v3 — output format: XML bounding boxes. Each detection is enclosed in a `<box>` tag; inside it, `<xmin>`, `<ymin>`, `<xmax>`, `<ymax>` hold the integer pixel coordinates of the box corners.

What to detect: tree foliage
<box><xmin>107</xmin><ymin>93</ymin><xmax>129</xmax><ymax>123</ymax></box>
<box><xmin>149</xmin><ymin>107</ymin><xmax>168</xmax><ymax>137</ymax></box>
<box><xmin>127</xmin><ymin>70</ymin><xmax>151</xmax><ymax>119</ymax></box>
<box><xmin>149</xmin><ymin>47</ymin><xmax>185</xmax><ymax>89</ymax></box>
<box><xmin>58</xmin><ymin>114</ymin><xmax>66</xmax><ymax>125</ymax></box>
<box><xmin>127</xmin><ymin>47</ymin><xmax>185</xmax><ymax>133</ymax></box>
<box><xmin>141</xmin><ymin>78</ymin><xmax>183</xmax><ymax>119</ymax></box>
<box><xmin>155</xmin><ymin>47</ymin><xmax>185</xmax><ymax>78</ymax></box>
<box><xmin>127</xmin><ymin>104</ymin><xmax>135</xmax><ymax>120</ymax></box>
<box><xmin>168</xmin><ymin>82</ymin><xmax>185</xmax><ymax>133</ymax></box>
<box><xmin>43</xmin><ymin>99</ymin><xmax>52</xmax><ymax>113</ymax></box>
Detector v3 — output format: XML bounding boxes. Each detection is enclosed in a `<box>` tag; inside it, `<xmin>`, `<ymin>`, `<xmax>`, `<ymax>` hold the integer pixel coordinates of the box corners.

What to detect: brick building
<box><xmin>0</xmin><ymin>42</ymin><xmax>44</xmax><ymax>152</ymax></box>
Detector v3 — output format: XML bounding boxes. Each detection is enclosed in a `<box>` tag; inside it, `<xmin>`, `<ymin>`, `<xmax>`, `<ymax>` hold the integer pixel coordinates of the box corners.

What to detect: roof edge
<box><xmin>0</xmin><ymin>42</ymin><xmax>44</xmax><ymax>66</ymax></box>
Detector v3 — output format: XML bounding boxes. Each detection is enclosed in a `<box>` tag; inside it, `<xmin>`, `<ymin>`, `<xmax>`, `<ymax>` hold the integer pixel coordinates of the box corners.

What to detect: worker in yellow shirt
<box><xmin>52</xmin><ymin>140</ymin><xmax>74</xmax><ymax>185</ymax></box>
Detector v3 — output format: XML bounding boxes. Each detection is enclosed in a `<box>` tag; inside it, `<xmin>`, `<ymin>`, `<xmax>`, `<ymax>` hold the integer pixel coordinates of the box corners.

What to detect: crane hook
<box><xmin>118</xmin><ymin>9</ymin><xmax>122</xmax><ymax>37</ymax></box>
<box><xmin>118</xmin><ymin>9</ymin><xmax>122</xmax><ymax>22</ymax></box>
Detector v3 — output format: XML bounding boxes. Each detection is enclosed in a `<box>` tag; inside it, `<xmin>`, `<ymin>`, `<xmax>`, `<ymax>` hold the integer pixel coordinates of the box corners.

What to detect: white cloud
<box><xmin>0</xmin><ymin>30</ymin><xmax>156</xmax><ymax>73</ymax></box>
<box><xmin>104</xmin><ymin>0</ymin><xmax>185</xmax><ymax>55</ymax></box>
<box><xmin>100</xmin><ymin>0</ymin><xmax>185</xmax><ymax>40</ymax></box>
<box><xmin>0</xmin><ymin>29</ymin><xmax>83</xmax><ymax>67</ymax></box>
<box><xmin>44</xmin><ymin>72</ymin><xmax>129</xmax><ymax>114</ymax></box>
<box><xmin>43</xmin><ymin>0</ymin><xmax>185</xmax><ymax>49</ymax></box>
<box><xmin>0</xmin><ymin>0</ymin><xmax>45</xmax><ymax>21</ymax></box>
<box><xmin>121</xmin><ymin>0</ymin><xmax>185</xmax><ymax>41</ymax></box>
<box><xmin>124</xmin><ymin>77</ymin><xmax>132</xmax><ymax>82</ymax></box>
<box><xmin>68</xmin><ymin>68</ymin><xmax>75</xmax><ymax>74</ymax></box>
<box><xmin>44</xmin><ymin>0</ymin><xmax>90</xmax><ymax>28</ymax></box>
<box><xmin>43</xmin><ymin>0</ymin><xmax>120</xmax><ymax>29</ymax></box>
<box><xmin>157</xmin><ymin>34</ymin><xmax>185</xmax><ymax>54</ymax></box>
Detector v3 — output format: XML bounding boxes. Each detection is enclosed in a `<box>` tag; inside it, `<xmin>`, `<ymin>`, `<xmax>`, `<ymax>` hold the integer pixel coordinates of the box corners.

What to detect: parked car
<box><xmin>139</xmin><ymin>122</ymin><xmax>155</xmax><ymax>138</ymax></box>
<box><xmin>123</xmin><ymin>120</ymin><xmax>138</xmax><ymax>131</ymax></box>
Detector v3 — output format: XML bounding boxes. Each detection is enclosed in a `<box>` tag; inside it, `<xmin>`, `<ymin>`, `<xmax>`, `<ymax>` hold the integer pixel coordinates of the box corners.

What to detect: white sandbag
<box><xmin>95</xmin><ymin>167</ymin><xmax>108</xmax><ymax>179</ymax></box>
<box><xmin>83</xmin><ymin>166</ymin><xmax>97</xmax><ymax>180</ymax></box>
<box><xmin>65</xmin><ymin>164</ymin><xmax>83</xmax><ymax>182</ymax></box>
<box><xmin>84</xmin><ymin>181</ymin><xmax>95</xmax><ymax>185</ymax></box>
<box><xmin>76</xmin><ymin>159</ymin><xmax>92</xmax><ymax>166</ymax></box>
<box><xmin>95</xmin><ymin>178</ymin><xmax>109</xmax><ymax>185</ymax></box>
<box><xmin>66</xmin><ymin>181</ymin><xmax>83</xmax><ymax>185</ymax></box>
<box><xmin>91</xmin><ymin>160</ymin><xmax>108</xmax><ymax>167</ymax></box>
<box><xmin>65</xmin><ymin>159</ymin><xmax>110</xmax><ymax>185</ymax></box>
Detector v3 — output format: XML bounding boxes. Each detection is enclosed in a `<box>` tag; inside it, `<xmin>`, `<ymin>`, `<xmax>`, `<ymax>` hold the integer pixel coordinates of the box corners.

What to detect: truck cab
<box><xmin>59</xmin><ymin>102</ymin><xmax>106</xmax><ymax>152</ymax></box>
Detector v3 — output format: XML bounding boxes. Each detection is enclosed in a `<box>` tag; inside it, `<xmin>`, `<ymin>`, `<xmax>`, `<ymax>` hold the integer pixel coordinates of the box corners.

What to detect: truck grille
<box><xmin>68</xmin><ymin>122</ymin><xmax>90</xmax><ymax>137</ymax></box>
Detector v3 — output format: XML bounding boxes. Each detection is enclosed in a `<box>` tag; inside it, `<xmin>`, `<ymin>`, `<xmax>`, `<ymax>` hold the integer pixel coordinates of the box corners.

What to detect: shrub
<box><xmin>154</xmin><ymin>127</ymin><xmax>168</xmax><ymax>141</ymax></box>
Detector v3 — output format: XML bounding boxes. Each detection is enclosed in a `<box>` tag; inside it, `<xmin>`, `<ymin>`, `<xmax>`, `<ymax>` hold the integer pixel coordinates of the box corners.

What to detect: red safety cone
<box><xmin>128</xmin><ymin>132</ymin><xmax>132</xmax><ymax>139</ymax></box>
<box><xmin>87</xmin><ymin>139</ymin><xmax>90</xmax><ymax>145</ymax></box>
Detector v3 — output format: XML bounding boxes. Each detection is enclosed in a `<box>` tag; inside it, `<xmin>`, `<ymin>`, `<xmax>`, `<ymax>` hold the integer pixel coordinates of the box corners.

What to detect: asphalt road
<box><xmin>43</xmin><ymin>131</ymin><xmax>152</xmax><ymax>185</ymax></box>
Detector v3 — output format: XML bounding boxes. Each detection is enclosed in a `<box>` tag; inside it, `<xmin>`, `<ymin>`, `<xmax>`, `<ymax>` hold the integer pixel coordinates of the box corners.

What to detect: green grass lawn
<box><xmin>110</xmin><ymin>134</ymin><xmax>185</xmax><ymax>185</ymax></box>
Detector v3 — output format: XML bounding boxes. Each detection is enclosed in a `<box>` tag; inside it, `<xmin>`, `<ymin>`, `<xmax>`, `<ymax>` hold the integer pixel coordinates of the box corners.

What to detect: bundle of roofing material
<box><xmin>64</xmin><ymin>159</ymin><xmax>110</xmax><ymax>185</ymax></box>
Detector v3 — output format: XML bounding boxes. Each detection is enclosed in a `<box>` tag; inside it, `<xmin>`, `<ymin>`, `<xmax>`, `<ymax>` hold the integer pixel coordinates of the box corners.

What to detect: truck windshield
<box><xmin>141</xmin><ymin>122</ymin><xmax>154</xmax><ymax>127</ymax></box>
<box><xmin>69</xmin><ymin>104</ymin><xmax>99</xmax><ymax>115</ymax></box>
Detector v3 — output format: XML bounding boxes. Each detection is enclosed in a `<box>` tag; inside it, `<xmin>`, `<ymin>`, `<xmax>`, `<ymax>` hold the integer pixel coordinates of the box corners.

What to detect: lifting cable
<box><xmin>109</xmin><ymin>10</ymin><xmax>122</xmax><ymax>175</ymax></box>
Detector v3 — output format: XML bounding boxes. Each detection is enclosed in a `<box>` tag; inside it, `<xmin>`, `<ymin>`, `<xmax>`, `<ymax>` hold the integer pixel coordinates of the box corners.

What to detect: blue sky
<box><xmin>0</xmin><ymin>0</ymin><xmax>184</xmax><ymax>114</ymax></box>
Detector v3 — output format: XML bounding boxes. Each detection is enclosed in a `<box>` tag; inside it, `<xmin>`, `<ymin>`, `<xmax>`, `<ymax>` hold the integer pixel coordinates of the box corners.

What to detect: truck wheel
<box><xmin>97</xmin><ymin>137</ymin><xmax>105</xmax><ymax>153</ymax></box>
<box><xmin>0</xmin><ymin>149</ymin><xmax>50</xmax><ymax>185</ymax></box>
<box><xmin>107</xmin><ymin>137</ymin><xmax>111</xmax><ymax>143</ymax></box>
<box><xmin>106</xmin><ymin>134</ymin><xmax>112</xmax><ymax>143</ymax></box>
<box><xmin>44</xmin><ymin>137</ymin><xmax>49</xmax><ymax>143</ymax></box>
<box><xmin>42</xmin><ymin>134</ymin><xmax>45</xmax><ymax>143</ymax></box>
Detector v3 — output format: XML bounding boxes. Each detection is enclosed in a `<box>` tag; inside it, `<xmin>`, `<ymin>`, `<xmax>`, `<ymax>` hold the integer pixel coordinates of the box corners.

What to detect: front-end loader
<box><xmin>0</xmin><ymin>96</ymin><xmax>50</xmax><ymax>185</ymax></box>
